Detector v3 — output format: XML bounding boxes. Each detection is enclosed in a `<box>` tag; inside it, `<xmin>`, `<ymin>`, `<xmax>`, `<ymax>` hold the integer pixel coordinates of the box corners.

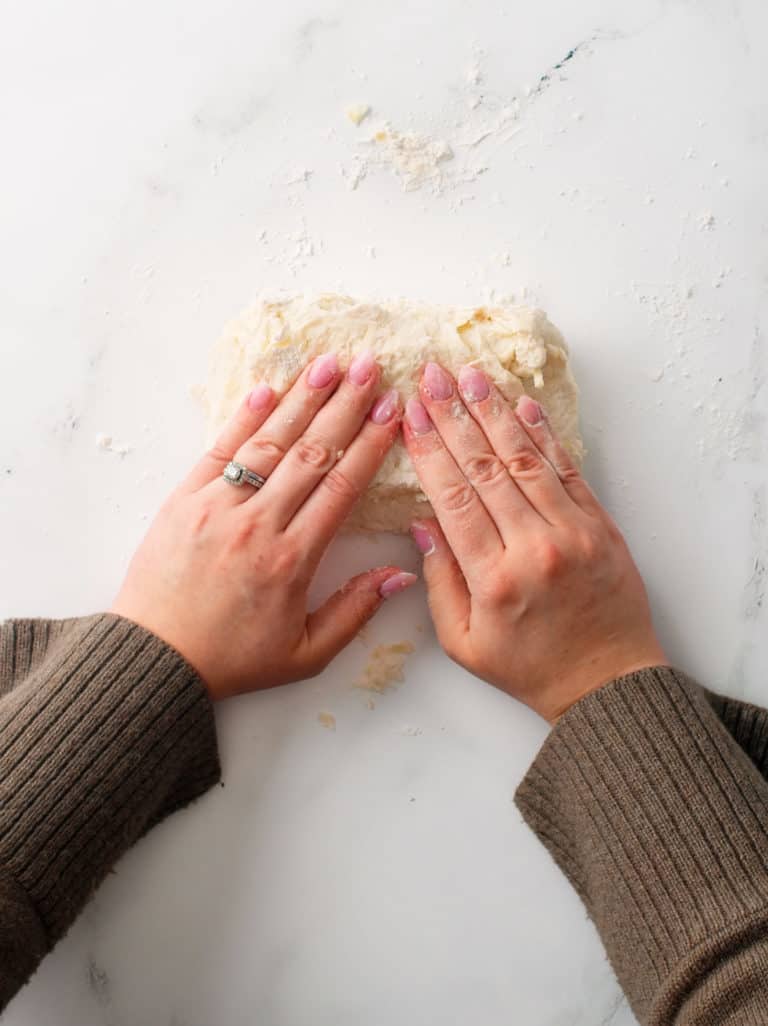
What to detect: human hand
<box><xmin>112</xmin><ymin>353</ymin><xmax>415</xmax><ymax>701</ymax></box>
<box><xmin>403</xmin><ymin>363</ymin><xmax>666</xmax><ymax>723</ymax></box>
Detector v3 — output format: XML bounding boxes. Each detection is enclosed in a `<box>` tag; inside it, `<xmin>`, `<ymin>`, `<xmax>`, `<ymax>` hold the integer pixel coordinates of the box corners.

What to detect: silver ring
<box><xmin>223</xmin><ymin>460</ymin><xmax>267</xmax><ymax>490</ymax></box>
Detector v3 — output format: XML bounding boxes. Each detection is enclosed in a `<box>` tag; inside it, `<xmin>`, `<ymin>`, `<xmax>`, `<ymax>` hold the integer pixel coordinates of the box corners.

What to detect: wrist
<box><xmin>540</xmin><ymin>647</ymin><xmax>669</xmax><ymax>725</ymax></box>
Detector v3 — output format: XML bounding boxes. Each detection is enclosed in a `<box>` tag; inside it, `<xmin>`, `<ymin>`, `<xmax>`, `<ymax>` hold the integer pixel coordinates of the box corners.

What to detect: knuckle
<box><xmin>478</xmin><ymin>573</ymin><xmax>515</xmax><ymax>607</ymax></box>
<box><xmin>228</xmin><ymin>516</ymin><xmax>259</xmax><ymax>551</ymax></box>
<box><xmin>535</xmin><ymin>539</ymin><xmax>567</xmax><ymax>580</ymax></box>
<box><xmin>268</xmin><ymin>543</ymin><xmax>304</xmax><ymax>581</ymax></box>
<box><xmin>463</xmin><ymin>453</ymin><xmax>508</xmax><ymax>488</ymax></box>
<box><xmin>206</xmin><ymin>442</ymin><xmax>231</xmax><ymax>467</ymax></box>
<box><xmin>556</xmin><ymin>460</ymin><xmax>581</xmax><ymax>485</ymax></box>
<box><xmin>503</xmin><ymin>446</ymin><xmax>543</xmax><ymax>478</ymax></box>
<box><xmin>248</xmin><ymin>437</ymin><xmax>286</xmax><ymax>464</ymax></box>
<box><xmin>575</xmin><ymin>528</ymin><xmax>601</xmax><ymax>562</ymax></box>
<box><xmin>295</xmin><ymin>435</ymin><xmax>334</xmax><ymax>471</ymax></box>
<box><xmin>437</xmin><ymin>481</ymin><xmax>477</xmax><ymax>514</ymax></box>
<box><xmin>189</xmin><ymin>503</ymin><xmax>215</xmax><ymax>535</ymax></box>
<box><xmin>322</xmin><ymin>466</ymin><xmax>359</xmax><ymax>502</ymax></box>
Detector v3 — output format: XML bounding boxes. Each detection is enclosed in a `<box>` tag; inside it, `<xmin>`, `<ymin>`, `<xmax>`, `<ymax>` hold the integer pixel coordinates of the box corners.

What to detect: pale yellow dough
<box><xmin>205</xmin><ymin>294</ymin><xmax>582</xmax><ymax>533</ymax></box>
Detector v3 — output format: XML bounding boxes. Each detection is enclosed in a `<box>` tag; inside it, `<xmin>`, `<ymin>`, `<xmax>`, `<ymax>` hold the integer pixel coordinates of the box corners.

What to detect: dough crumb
<box><xmin>355</xmin><ymin>642</ymin><xmax>415</xmax><ymax>694</ymax></box>
<box><xmin>697</xmin><ymin>211</ymin><xmax>716</xmax><ymax>232</ymax></box>
<box><xmin>346</xmin><ymin>103</ymin><xmax>371</xmax><ymax>126</ymax></box>
<box><xmin>318</xmin><ymin>712</ymin><xmax>336</xmax><ymax>731</ymax></box>
<box><xmin>95</xmin><ymin>434</ymin><xmax>133</xmax><ymax>457</ymax></box>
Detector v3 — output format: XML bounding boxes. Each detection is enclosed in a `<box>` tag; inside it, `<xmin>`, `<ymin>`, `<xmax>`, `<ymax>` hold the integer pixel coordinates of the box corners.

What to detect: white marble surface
<box><xmin>1</xmin><ymin>0</ymin><xmax>766</xmax><ymax>1023</ymax></box>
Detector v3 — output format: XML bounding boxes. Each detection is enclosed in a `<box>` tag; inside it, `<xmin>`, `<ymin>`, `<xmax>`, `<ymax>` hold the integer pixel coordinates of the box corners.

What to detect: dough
<box><xmin>205</xmin><ymin>294</ymin><xmax>582</xmax><ymax>533</ymax></box>
<box><xmin>355</xmin><ymin>641</ymin><xmax>416</xmax><ymax>694</ymax></box>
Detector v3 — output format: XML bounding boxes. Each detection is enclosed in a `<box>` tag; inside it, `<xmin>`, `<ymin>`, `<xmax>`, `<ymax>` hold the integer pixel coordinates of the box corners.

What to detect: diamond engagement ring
<box><xmin>223</xmin><ymin>461</ymin><xmax>267</xmax><ymax>490</ymax></box>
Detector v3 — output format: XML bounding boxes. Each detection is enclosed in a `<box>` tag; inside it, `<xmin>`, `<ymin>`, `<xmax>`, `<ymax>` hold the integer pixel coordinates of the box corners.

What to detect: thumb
<box><xmin>303</xmin><ymin>566</ymin><xmax>418</xmax><ymax>672</ymax></box>
<box><xmin>410</xmin><ymin>519</ymin><xmax>471</xmax><ymax>644</ymax></box>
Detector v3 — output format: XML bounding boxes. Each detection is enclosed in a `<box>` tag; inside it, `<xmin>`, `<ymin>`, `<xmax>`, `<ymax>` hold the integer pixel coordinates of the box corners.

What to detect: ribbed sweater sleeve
<box><xmin>0</xmin><ymin>614</ymin><xmax>220</xmax><ymax>1010</ymax></box>
<box><xmin>515</xmin><ymin>666</ymin><xmax>768</xmax><ymax>1025</ymax></box>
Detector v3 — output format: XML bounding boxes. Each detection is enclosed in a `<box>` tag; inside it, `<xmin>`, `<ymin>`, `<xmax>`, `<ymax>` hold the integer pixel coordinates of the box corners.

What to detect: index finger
<box><xmin>402</xmin><ymin>397</ymin><xmax>503</xmax><ymax>588</ymax></box>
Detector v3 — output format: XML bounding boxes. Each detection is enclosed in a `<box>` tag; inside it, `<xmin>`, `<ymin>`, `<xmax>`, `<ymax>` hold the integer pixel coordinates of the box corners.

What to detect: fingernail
<box><xmin>308</xmin><ymin>353</ymin><xmax>339</xmax><ymax>389</ymax></box>
<box><xmin>517</xmin><ymin>395</ymin><xmax>544</xmax><ymax>426</ymax></box>
<box><xmin>410</xmin><ymin>522</ymin><xmax>435</xmax><ymax>556</ymax></box>
<box><xmin>370</xmin><ymin>388</ymin><xmax>400</xmax><ymax>425</ymax></box>
<box><xmin>405</xmin><ymin>397</ymin><xmax>433</xmax><ymax>435</ymax></box>
<box><xmin>379</xmin><ymin>571</ymin><xmax>418</xmax><ymax>598</ymax></box>
<box><xmin>348</xmin><ymin>350</ymin><xmax>376</xmax><ymax>386</ymax></box>
<box><xmin>423</xmin><ymin>362</ymin><xmax>453</xmax><ymax>401</ymax></box>
<box><xmin>458</xmin><ymin>365</ymin><xmax>489</xmax><ymax>402</ymax></box>
<box><xmin>247</xmin><ymin>383</ymin><xmax>273</xmax><ymax>411</ymax></box>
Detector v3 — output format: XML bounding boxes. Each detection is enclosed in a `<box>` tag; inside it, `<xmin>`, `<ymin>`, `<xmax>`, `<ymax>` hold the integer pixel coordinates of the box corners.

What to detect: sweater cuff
<box><xmin>515</xmin><ymin>666</ymin><xmax>768</xmax><ymax>1020</ymax></box>
<box><xmin>0</xmin><ymin>613</ymin><xmax>220</xmax><ymax>943</ymax></box>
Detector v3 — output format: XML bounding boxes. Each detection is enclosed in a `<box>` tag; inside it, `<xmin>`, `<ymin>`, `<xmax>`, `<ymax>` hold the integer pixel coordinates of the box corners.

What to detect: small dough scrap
<box><xmin>205</xmin><ymin>294</ymin><xmax>582</xmax><ymax>533</ymax></box>
<box><xmin>345</xmin><ymin>103</ymin><xmax>371</xmax><ymax>125</ymax></box>
<box><xmin>354</xmin><ymin>641</ymin><xmax>415</xmax><ymax>694</ymax></box>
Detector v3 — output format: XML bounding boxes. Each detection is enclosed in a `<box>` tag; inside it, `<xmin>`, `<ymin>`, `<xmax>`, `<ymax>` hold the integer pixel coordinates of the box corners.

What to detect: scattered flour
<box><xmin>340</xmin><ymin>155</ymin><xmax>368</xmax><ymax>191</ymax></box>
<box><xmin>697</xmin><ymin>211</ymin><xmax>716</xmax><ymax>232</ymax></box>
<box><xmin>334</xmin><ymin>41</ymin><xmax>605</xmax><ymax>199</ymax></box>
<box><xmin>262</xmin><ymin>219</ymin><xmax>319</xmax><ymax>276</ymax></box>
<box><xmin>369</xmin><ymin>124</ymin><xmax>454</xmax><ymax>192</ymax></box>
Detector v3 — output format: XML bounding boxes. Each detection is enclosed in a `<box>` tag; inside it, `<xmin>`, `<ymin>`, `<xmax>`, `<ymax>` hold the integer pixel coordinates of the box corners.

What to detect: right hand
<box><xmin>403</xmin><ymin>362</ymin><xmax>667</xmax><ymax>723</ymax></box>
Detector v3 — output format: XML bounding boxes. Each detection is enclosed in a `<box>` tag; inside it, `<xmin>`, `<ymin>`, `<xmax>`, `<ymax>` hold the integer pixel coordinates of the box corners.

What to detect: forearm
<box><xmin>516</xmin><ymin>666</ymin><xmax>768</xmax><ymax>1024</ymax></box>
<box><xmin>0</xmin><ymin>614</ymin><xmax>220</xmax><ymax>1009</ymax></box>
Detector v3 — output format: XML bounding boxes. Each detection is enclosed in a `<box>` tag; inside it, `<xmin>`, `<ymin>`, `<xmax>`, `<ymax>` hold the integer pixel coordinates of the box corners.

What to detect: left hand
<box><xmin>112</xmin><ymin>353</ymin><xmax>415</xmax><ymax>700</ymax></box>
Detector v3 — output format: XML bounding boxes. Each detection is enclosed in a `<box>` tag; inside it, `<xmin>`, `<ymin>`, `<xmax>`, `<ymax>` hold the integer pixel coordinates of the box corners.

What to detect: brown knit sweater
<box><xmin>1</xmin><ymin>617</ymin><xmax>767</xmax><ymax>1022</ymax></box>
<box><xmin>0</xmin><ymin>615</ymin><xmax>220</xmax><ymax>1009</ymax></box>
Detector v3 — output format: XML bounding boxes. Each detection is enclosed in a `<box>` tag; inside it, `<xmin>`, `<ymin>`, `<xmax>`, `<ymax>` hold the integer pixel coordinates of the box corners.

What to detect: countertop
<box><xmin>1</xmin><ymin>1</ymin><xmax>766</xmax><ymax>1023</ymax></box>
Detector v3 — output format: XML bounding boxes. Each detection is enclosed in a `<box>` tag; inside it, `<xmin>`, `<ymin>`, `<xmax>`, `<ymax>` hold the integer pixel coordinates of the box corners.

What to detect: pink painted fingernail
<box><xmin>348</xmin><ymin>350</ymin><xmax>376</xmax><ymax>386</ymax></box>
<box><xmin>379</xmin><ymin>571</ymin><xmax>418</xmax><ymax>598</ymax></box>
<box><xmin>458</xmin><ymin>365</ymin><xmax>489</xmax><ymax>402</ymax></box>
<box><xmin>410</xmin><ymin>522</ymin><xmax>435</xmax><ymax>556</ymax></box>
<box><xmin>423</xmin><ymin>361</ymin><xmax>453</xmax><ymax>400</ymax></box>
<box><xmin>308</xmin><ymin>353</ymin><xmax>339</xmax><ymax>389</ymax></box>
<box><xmin>247</xmin><ymin>383</ymin><xmax>273</xmax><ymax>411</ymax></box>
<box><xmin>516</xmin><ymin>395</ymin><xmax>544</xmax><ymax>426</ymax></box>
<box><xmin>370</xmin><ymin>388</ymin><xmax>400</xmax><ymax>425</ymax></box>
<box><xmin>405</xmin><ymin>397</ymin><xmax>433</xmax><ymax>435</ymax></box>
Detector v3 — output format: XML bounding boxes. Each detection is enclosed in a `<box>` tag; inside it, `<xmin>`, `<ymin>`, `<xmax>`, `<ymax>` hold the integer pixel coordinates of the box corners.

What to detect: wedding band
<box><xmin>223</xmin><ymin>460</ymin><xmax>267</xmax><ymax>490</ymax></box>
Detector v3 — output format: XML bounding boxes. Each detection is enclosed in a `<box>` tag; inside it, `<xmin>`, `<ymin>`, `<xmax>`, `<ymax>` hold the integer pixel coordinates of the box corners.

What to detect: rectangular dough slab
<box><xmin>205</xmin><ymin>294</ymin><xmax>582</xmax><ymax>533</ymax></box>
